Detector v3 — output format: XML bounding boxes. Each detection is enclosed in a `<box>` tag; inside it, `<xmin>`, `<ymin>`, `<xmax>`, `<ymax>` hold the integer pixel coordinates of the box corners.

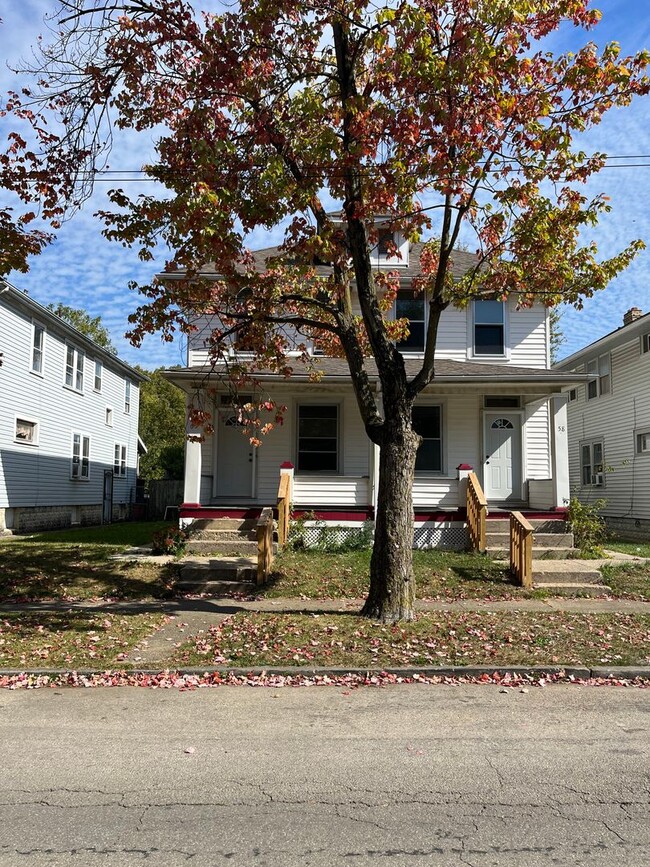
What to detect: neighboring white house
<box><xmin>0</xmin><ymin>279</ymin><xmax>147</xmax><ymax>533</ymax></box>
<box><xmin>164</xmin><ymin>237</ymin><xmax>587</xmax><ymax>547</ymax></box>
<box><xmin>555</xmin><ymin>306</ymin><xmax>650</xmax><ymax>539</ymax></box>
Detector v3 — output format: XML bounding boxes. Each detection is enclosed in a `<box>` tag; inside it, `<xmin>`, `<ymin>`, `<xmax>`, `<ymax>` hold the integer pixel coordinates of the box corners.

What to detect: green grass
<box><xmin>0</xmin><ymin>611</ymin><xmax>168</xmax><ymax>669</ymax></box>
<box><xmin>172</xmin><ymin>610</ymin><xmax>650</xmax><ymax>669</ymax></box>
<box><xmin>605</xmin><ymin>538</ymin><xmax>650</xmax><ymax>558</ymax></box>
<box><xmin>264</xmin><ymin>548</ymin><xmax>526</xmax><ymax>600</ymax></box>
<box><xmin>601</xmin><ymin>562</ymin><xmax>650</xmax><ymax>601</ymax></box>
<box><xmin>0</xmin><ymin>521</ymin><xmax>178</xmax><ymax>602</ymax></box>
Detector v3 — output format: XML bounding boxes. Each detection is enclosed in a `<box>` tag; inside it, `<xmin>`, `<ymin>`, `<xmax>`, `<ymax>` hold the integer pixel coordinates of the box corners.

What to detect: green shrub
<box><xmin>288</xmin><ymin>514</ymin><xmax>374</xmax><ymax>553</ymax></box>
<box><xmin>567</xmin><ymin>497</ymin><xmax>607</xmax><ymax>557</ymax></box>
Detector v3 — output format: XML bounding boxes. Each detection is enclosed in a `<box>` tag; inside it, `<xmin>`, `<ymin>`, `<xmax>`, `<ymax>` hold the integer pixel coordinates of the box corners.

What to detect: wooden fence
<box><xmin>147</xmin><ymin>480</ymin><xmax>184</xmax><ymax>520</ymax></box>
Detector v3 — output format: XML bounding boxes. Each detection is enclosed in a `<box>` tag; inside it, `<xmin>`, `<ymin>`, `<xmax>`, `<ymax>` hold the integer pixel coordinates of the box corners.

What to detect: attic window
<box><xmin>377</xmin><ymin>231</ymin><xmax>394</xmax><ymax>256</ymax></box>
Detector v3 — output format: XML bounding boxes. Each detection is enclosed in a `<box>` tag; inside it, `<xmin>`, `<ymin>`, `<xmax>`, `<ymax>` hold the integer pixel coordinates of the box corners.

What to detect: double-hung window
<box><xmin>412</xmin><ymin>405</ymin><xmax>442</xmax><ymax>473</ymax></box>
<box><xmin>114</xmin><ymin>443</ymin><xmax>127</xmax><ymax>477</ymax></box>
<box><xmin>71</xmin><ymin>433</ymin><xmax>90</xmax><ymax>480</ymax></box>
<box><xmin>94</xmin><ymin>360</ymin><xmax>103</xmax><ymax>392</ymax></box>
<box><xmin>65</xmin><ymin>345</ymin><xmax>84</xmax><ymax>391</ymax></box>
<box><xmin>473</xmin><ymin>300</ymin><xmax>505</xmax><ymax>356</ymax></box>
<box><xmin>395</xmin><ymin>290</ymin><xmax>426</xmax><ymax>352</ymax></box>
<box><xmin>31</xmin><ymin>324</ymin><xmax>44</xmax><ymax>374</ymax></box>
<box><xmin>586</xmin><ymin>354</ymin><xmax>611</xmax><ymax>399</ymax></box>
<box><xmin>124</xmin><ymin>380</ymin><xmax>131</xmax><ymax>414</ymax></box>
<box><xmin>581</xmin><ymin>440</ymin><xmax>604</xmax><ymax>487</ymax></box>
<box><xmin>641</xmin><ymin>333</ymin><xmax>650</xmax><ymax>354</ymax></box>
<box><xmin>297</xmin><ymin>405</ymin><xmax>339</xmax><ymax>472</ymax></box>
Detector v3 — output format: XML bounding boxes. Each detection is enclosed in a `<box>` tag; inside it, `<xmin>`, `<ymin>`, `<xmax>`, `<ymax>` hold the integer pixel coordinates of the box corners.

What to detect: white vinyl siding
<box><xmin>565</xmin><ymin>338</ymin><xmax>650</xmax><ymax>518</ymax></box>
<box><xmin>0</xmin><ymin>291</ymin><xmax>141</xmax><ymax>511</ymax></box>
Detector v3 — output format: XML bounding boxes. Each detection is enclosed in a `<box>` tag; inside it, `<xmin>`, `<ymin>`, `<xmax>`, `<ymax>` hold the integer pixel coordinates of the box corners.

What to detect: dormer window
<box><xmin>377</xmin><ymin>230</ymin><xmax>394</xmax><ymax>257</ymax></box>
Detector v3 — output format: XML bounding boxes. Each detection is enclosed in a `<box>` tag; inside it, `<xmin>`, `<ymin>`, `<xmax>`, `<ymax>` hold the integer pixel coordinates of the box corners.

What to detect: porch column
<box><xmin>550</xmin><ymin>394</ymin><xmax>570</xmax><ymax>509</ymax></box>
<box><xmin>183</xmin><ymin>415</ymin><xmax>203</xmax><ymax>507</ymax></box>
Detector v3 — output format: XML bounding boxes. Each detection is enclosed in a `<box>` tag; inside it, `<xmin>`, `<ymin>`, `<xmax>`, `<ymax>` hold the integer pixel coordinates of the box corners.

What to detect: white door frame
<box><xmin>481</xmin><ymin>410</ymin><xmax>525</xmax><ymax>503</ymax></box>
<box><xmin>212</xmin><ymin>407</ymin><xmax>257</xmax><ymax>499</ymax></box>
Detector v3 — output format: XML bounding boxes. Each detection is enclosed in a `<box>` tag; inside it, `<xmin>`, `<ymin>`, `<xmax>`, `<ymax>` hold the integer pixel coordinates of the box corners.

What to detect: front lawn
<box><xmin>601</xmin><ymin>562</ymin><xmax>650</xmax><ymax>601</ymax></box>
<box><xmin>264</xmin><ymin>548</ymin><xmax>524</xmax><ymax>600</ymax></box>
<box><xmin>0</xmin><ymin>611</ymin><xmax>168</xmax><ymax>669</ymax></box>
<box><xmin>0</xmin><ymin>521</ymin><xmax>177</xmax><ymax>602</ymax></box>
<box><xmin>605</xmin><ymin>538</ymin><xmax>650</xmax><ymax>558</ymax></box>
<box><xmin>172</xmin><ymin>611</ymin><xmax>650</xmax><ymax>669</ymax></box>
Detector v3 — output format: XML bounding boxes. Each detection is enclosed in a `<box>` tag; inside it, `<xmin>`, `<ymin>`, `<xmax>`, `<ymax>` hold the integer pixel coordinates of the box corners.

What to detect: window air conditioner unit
<box><xmin>592</xmin><ymin>473</ymin><xmax>604</xmax><ymax>486</ymax></box>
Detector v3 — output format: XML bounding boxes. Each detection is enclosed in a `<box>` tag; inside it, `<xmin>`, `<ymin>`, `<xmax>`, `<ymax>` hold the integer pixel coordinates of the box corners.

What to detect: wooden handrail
<box><xmin>466</xmin><ymin>471</ymin><xmax>488</xmax><ymax>553</ymax></box>
<box><xmin>510</xmin><ymin>511</ymin><xmax>534</xmax><ymax>589</ymax></box>
<box><xmin>256</xmin><ymin>507</ymin><xmax>275</xmax><ymax>585</ymax></box>
<box><xmin>277</xmin><ymin>473</ymin><xmax>291</xmax><ymax>547</ymax></box>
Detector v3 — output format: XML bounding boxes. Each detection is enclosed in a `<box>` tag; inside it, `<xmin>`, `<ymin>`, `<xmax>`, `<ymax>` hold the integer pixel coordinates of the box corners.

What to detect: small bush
<box><xmin>567</xmin><ymin>497</ymin><xmax>607</xmax><ymax>557</ymax></box>
<box><xmin>151</xmin><ymin>525</ymin><xmax>190</xmax><ymax>556</ymax></box>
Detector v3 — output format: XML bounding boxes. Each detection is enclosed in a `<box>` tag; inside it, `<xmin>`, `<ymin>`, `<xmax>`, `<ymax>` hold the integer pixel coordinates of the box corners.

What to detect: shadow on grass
<box><xmin>0</xmin><ymin>543</ymin><xmax>179</xmax><ymax>603</ymax></box>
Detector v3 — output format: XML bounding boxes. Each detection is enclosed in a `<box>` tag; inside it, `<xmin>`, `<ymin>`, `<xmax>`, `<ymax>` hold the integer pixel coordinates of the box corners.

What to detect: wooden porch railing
<box><xmin>256</xmin><ymin>507</ymin><xmax>275</xmax><ymax>585</ymax></box>
<box><xmin>510</xmin><ymin>511</ymin><xmax>534</xmax><ymax>589</ymax></box>
<box><xmin>277</xmin><ymin>473</ymin><xmax>291</xmax><ymax>547</ymax></box>
<box><xmin>466</xmin><ymin>471</ymin><xmax>488</xmax><ymax>553</ymax></box>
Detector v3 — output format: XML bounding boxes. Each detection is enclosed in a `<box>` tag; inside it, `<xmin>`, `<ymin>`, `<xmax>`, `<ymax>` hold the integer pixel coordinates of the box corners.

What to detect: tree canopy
<box><xmin>47</xmin><ymin>302</ymin><xmax>117</xmax><ymax>354</ymax></box>
<box><xmin>137</xmin><ymin>367</ymin><xmax>186</xmax><ymax>481</ymax></box>
<box><xmin>1</xmin><ymin>0</ymin><xmax>648</xmax><ymax>620</ymax></box>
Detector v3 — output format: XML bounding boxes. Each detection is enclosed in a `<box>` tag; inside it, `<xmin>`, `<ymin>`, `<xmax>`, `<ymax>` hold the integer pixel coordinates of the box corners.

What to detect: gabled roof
<box><xmin>555</xmin><ymin>310</ymin><xmax>650</xmax><ymax>371</ymax></box>
<box><xmin>0</xmin><ymin>279</ymin><xmax>147</xmax><ymax>383</ymax></box>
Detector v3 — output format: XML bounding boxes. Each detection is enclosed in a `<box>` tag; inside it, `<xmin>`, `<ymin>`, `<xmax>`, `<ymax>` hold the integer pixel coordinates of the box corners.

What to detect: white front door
<box><xmin>215</xmin><ymin>410</ymin><xmax>254</xmax><ymax>498</ymax></box>
<box><xmin>483</xmin><ymin>413</ymin><xmax>522</xmax><ymax>503</ymax></box>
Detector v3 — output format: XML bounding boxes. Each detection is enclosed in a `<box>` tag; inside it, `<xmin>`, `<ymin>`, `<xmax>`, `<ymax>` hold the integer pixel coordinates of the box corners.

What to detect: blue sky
<box><xmin>1</xmin><ymin>0</ymin><xmax>649</xmax><ymax>368</ymax></box>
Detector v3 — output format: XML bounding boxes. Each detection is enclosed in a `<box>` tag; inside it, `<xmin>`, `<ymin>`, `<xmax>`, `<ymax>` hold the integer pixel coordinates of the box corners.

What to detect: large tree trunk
<box><xmin>361</xmin><ymin>418</ymin><xmax>420</xmax><ymax>622</ymax></box>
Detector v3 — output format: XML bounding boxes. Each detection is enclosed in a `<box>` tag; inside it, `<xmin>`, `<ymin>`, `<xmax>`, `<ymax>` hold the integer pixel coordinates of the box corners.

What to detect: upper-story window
<box><xmin>94</xmin><ymin>360</ymin><xmax>103</xmax><ymax>392</ymax></box>
<box><xmin>586</xmin><ymin>353</ymin><xmax>610</xmax><ymax>400</ymax></box>
<box><xmin>473</xmin><ymin>300</ymin><xmax>505</xmax><ymax>356</ymax></box>
<box><xmin>124</xmin><ymin>380</ymin><xmax>131</xmax><ymax>414</ymax></box>
<box><xmin>65</xmin><ymin>345</ymin><xmax>84</xmax><ymax>391</ymax></box>
<box><xmin>395</xmin><ymin>290</ymin><xmax>426</xmax><ymax>352</ymax></box>
<box><xmin>641</xmin><ymin>332</ymin><xmax>650</xmax><ymax>354</ymax></box>
<box><xmin>31</xmin><ymin>323</ymin><xmax>44</xmax><ymax>374</ymax></box>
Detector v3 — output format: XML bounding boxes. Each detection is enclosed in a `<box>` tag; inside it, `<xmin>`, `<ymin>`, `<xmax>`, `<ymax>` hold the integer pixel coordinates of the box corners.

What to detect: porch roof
<box><xmin>164</xmin><ymin>357</ymin><xmax>590</xmax><ymax>388</ymax></box>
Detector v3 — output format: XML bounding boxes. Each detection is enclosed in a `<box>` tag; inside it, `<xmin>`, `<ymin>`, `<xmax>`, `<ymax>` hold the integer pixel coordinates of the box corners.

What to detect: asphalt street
<box><xmin>0</xmin><ymin>683</ymin><xmax>648</xmax><ymax>866</ymax></box>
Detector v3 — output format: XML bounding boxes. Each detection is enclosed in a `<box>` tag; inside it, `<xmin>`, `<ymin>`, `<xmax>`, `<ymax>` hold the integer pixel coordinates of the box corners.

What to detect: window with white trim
<box><xmin>473</xmin><ymin>300</ymin><xmax>505</xmax><ymax>356</ymax></box>
<box><xmin>635</xmin><ymin>431</ymin><xmax>650</xmax><ymax>454</ymax></box>
<box><xmin>124</xmin><ymin>380</ymin><xmax>131</xmax><ymax>414</ymax></box>
<box><xmin>15</xmin><ymin>417</ymin><xmax>38</xmax><ymax>445</ymax></box>
<box><xmin>71</xmin><ymin>433</ymin><xmax>90</xmax><ymax>480</ymax></box>
<box><xmin>586</xmin><ymin>353</ymin><xmax>611</xmax><ymax>399</ymax></box>
<box><xmin>412</xmin><ymin>405</ymin><xmax>442</xmax><ymax>473</ymax></box>
<box><xmin>105</xmin><ymin>407</ymin><xmax>113</xmax><ymax>427</ymax></box>
<box><xmin>395</xmin><ymin>289</ymin><xmax>426</xmax><ymax>352</ymax></box>
<box><xmin>114</xmin><ymin>443</ymin><xmax>127</xmax><ymax>477</ymax></box>
<box><xmin>581</xmin><ymin>440</ymin><xmax>604</xmax><ymax>487</ymax></box>
<box><xmin>94</xmin><ymin>360</ymin><xmax>103</xmax><ymax>392</ymax></box>
<box><xmin>65</xmin><ymin>345</ymin><xmax>84</xmax><ymax>391</ymax></box>
<box><xmin>31</xmin><ymin>323</ymin><xmax>44</xmax><ymax>374</ymax></box>
<box><xmin>297</xmin><ymin>404</ymin><xmax>339</xmax><ymax>472</ymax></box>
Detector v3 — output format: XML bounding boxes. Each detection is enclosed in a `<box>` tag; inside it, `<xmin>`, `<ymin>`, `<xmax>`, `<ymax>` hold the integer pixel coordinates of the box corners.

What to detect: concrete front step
<box><xmin>531</xmin><ymin>559</ymin><xmax>605</xmax><ymax>586</ymax></box>
<box><xmin>192</xmin><ymin>529</ymin><xmax>258</xmax><ymax>542</ymax></box>
<box><xmin>487</xmin><ymin>519</ymin><xmax>569</xmax><ymax>533</ymax></box>
<box><xmin>191</xmin><ymin>518</ymin><xmax>259</xmax><ymax>532</ymax></box>
<box><xmin>488</xmin><ymin>546</ymin><xmax>580</xmax><ymax>561</ymax></box>
<box><xmin>178</xmin><ymin>557</ymin><xmax>257</xmax><ymax>589</ymax></box>
<box><xmin>532</xmin><ymin>582</ymin><xmax>612</xmax><ymax>597</ymax></box>
<box><xmin>486</xmin><ymin>532</ymin><xmax>575</xmax><ymax>548</ymax></box>
<box><xmin>185</xmin><ymin>539</ymin><xmax>277</xmax><ymax>556</ymax></box>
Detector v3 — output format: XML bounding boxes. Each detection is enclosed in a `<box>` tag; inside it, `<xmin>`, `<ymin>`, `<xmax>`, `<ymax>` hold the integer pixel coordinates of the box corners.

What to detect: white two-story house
<box><xmin>0</xmin><ymin>279</ymin><xmax>147</xmax><ymax>533</ymax></box>
<box><xmin>555</xmin><ymin>306</ymin><xmax>650</xmax><ymax>540</ymax></box>
<box><xmin>164</xmin><ymin>236</ymin><xmax>586</xmax><ymax>547</ymax></box>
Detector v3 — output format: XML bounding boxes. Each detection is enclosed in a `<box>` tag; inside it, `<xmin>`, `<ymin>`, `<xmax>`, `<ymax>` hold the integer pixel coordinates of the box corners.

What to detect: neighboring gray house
<box><xmin>0</xmin><ymin>279</ymin><xmax>147</xmax><ymax>533</ymax></box>
<box><xmin>555</xmin><ymin>306</ymin><xmax>650</xmax><ymax>539</ymax></box>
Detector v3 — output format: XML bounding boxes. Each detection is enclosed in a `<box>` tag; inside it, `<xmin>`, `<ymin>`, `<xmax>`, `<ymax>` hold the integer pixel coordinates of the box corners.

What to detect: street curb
<box><xmin>1</xmin><ymin>665</ymin><xmax>648</xmax><ymax>680</ymax></box>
